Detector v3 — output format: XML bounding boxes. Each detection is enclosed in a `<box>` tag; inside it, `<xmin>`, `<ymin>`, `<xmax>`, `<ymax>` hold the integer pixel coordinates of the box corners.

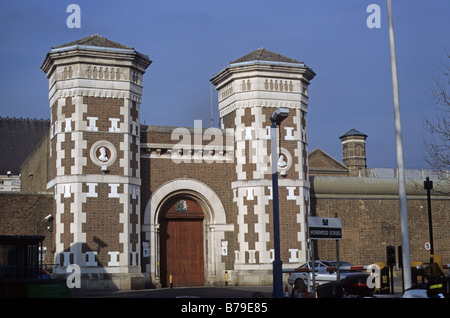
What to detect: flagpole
<box><xmin>386</xmin><ymin>0</ymin><xmax>412</xmax><ymax>291</ymax></box>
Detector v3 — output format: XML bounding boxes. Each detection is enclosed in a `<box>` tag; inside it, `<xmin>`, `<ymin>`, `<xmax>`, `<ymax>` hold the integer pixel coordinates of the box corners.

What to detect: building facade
<box><xmin>36</xmin><ymin>36</ymin><xmax>318</xmax><ymax>288</ymax></box>
<box><xmin>142</xmin><ymin>47</ymin><xmax>316</xmax><ymax>287</ymax></box>
<box><xmin>1</xmin><ymin>35</ymin><xmax>448</xmax><ymax>290</ymax></box>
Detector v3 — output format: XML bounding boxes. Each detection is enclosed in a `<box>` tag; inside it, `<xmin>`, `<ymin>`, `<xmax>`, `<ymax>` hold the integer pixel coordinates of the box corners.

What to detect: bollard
<box><xmin>169</xmin><ymin>273</ymin><xmax>173</xmax><ymax>288</ymax></box>
<box><xmin>225</xmin><ymin>271</ymin><xmax>228</xmax><ymax>286</ymax></box>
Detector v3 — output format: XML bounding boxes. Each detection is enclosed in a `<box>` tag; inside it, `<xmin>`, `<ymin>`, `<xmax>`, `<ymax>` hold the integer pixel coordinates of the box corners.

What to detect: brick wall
<box><xmin>0</xmin><ymin>192</ymin><xmax>55</xmax><ymax>265</ymax></box>
<box><xmin>312</xmin><ymin>195</ymin><xmax>450</xmax><ymax>266</ymax></box>
<box><xmin>140</xmin><ymin>126</ymin><xmax>235</xmax><ymax>271</ymax></box>
<box><xmin>81</xmin><ymin>183</ymin><xmax>124</xmax><ymax>266</ymax></box>
<box><xmin>141</xmin><ymin>126</ymin><xmax>234</xmax><ymax>217</ymax></box>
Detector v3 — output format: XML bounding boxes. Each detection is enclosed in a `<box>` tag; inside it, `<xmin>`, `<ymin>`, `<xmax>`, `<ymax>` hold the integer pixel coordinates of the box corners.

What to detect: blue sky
<box><xmin>0</xmin><ymin>0</ymin><xmax>448</xmax><ymax>169</ymax></box>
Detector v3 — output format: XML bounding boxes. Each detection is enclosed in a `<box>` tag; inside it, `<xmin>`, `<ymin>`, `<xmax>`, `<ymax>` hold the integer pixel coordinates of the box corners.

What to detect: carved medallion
<box><xmin>276</xmin><ymin>149</ymin><xmax>293</xmax><ymax>174</ymax></box>
<box><xmin>175</xmin><ymin>200</ymin><xmax>188</xmax><ymax>212</ymax></box>
<box><xmin>277</xmin><ymin>154</ymin><xmax>287</xmax><ymax>168</ymax></box>
<box><xmin>90</xmin><ymin>140</ymin><xmax>117</xmax><ymax>168</ymax></box>
<box><xmin>97</xmin><ymin>146</ymin><xmax>110</xmax><ymax>163</ymax></box>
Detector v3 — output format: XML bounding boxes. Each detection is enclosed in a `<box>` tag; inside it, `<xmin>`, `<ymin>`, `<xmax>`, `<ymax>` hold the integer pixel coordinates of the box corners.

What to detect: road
<box><xmin>71</xmin><ymin>285</ymin><xmax>274</xmax><ymax>298</ymax></box>
<box><xmin>70</xmin><ymin>278</ymin><xmax>406</xmax><ymax>298</ymax></box>
<box><xmin>41</xmin><ymin>280</ymin><xmax>447</xmax><ymax>317</ymax></box>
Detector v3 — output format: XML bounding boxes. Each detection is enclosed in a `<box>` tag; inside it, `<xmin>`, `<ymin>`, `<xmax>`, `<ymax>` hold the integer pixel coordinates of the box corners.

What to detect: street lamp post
<box><xmin>270</xmin><ymin>107</ymin><xmax>289</xmax><ymax>298</ymax></box>
<box><xmin>424</xmin><ymin>177</ymin><xmax>434</xmax><ymax>256</ymax></box>
<box><xmin>386</xmin><ymin>0</ymin><xmax>412</xmax><ymax>291</ymax></box>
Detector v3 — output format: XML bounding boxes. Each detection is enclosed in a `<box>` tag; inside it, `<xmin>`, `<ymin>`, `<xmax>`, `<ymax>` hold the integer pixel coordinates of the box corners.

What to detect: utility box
<box><xmin>373</xmin><ymin>262</ymin><xmax>390</xmax><ymax>294</ymax></box>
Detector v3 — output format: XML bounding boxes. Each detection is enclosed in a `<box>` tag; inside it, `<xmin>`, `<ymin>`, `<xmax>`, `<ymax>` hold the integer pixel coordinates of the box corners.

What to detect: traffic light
<box><xmin>386</xmin><ymin>245</ymin><xmax>396</xmax><ymax>267</ymax></box>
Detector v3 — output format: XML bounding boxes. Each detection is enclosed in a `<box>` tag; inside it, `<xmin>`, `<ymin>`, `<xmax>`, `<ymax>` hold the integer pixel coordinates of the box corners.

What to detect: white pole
<box><xmin>386</xmin><ymin>0</ymin><xmax>412</xmax><ymax>291</ymax></box>
<box><xmin>210</xmin><ymin>86</ymin><xmax>213</xmax><ymax>127</ymax></box>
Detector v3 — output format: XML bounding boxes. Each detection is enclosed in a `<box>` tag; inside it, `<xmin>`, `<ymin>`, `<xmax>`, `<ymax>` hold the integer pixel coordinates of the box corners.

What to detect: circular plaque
<box><xmin>90</xmin><ymin>140</ymin><xmax>117</xmax><ymax>168</ymax></box>
<box><xmin>277</xmin><ymin>148</ymin><xmax>292</xmax><ymax>172</ymax></box>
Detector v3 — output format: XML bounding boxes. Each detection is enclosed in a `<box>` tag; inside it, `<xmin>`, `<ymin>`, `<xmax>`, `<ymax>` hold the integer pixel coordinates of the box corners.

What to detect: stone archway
<box><xmin>142</xmin><ymin>179</ymin><xmax>234</xmax><ymax>287</ymax></box>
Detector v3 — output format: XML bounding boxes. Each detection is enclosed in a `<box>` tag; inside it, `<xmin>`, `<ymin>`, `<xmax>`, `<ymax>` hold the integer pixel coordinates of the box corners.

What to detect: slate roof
<box><xmin>231</xmin><ymin>48</ymin><xmax>303</xmax><ymax>65</ymax></box>
<box><xmin>52</xmin><ymin>34</ymin><xmax>133</xmax><ymax>50</ymax></box>
<box><xmin>339</xmin><ymin>128</ymin><xmax>368</xmax><ymax>139</ymax></box>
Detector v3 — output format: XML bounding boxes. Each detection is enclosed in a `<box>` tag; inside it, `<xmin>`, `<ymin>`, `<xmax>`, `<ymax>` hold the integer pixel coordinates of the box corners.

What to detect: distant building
<box><xmin>0</xmin><ymin>174</ymin><xmax>21</xmax><ymax>192</ymax></box>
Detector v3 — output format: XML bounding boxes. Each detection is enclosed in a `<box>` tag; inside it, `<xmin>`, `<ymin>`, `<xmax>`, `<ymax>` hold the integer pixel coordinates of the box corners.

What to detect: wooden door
<box><xmin>159</xmin><ymin>198</ymin><xmax>205</xmax><ymax>287</ymax></box>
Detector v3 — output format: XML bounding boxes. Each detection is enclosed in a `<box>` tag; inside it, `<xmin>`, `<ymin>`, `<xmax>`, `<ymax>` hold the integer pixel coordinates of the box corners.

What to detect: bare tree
<box><xmin>423</xmin><ymin>52</ymin><xmax>449</xmax><ymax>183</ymax></box>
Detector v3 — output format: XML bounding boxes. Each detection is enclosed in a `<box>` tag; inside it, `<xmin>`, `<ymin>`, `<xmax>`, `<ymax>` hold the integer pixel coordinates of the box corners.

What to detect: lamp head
<box><xmin>270</xmin><ymin>107</ymin><xmax>289</xmax><ymax>125</ymax></box>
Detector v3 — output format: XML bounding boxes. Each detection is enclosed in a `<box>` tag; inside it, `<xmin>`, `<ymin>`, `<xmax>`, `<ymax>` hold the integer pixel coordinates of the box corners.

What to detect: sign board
<box><xmin>424</xmin><ymin>242</ymin><xmax>431</xmax><ymax>251</ymax></box>
<box><xmin>308</xmin><ymin>217</ymin><xmax>342</xmax><ymax>240</ymax></box>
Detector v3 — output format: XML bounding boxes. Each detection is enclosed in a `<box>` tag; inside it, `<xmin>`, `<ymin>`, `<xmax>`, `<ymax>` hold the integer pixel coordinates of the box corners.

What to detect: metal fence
<box><xmin>0</xmin><ymin>235</ymin><xmax>44</xmax><ymax>280</ymax></box>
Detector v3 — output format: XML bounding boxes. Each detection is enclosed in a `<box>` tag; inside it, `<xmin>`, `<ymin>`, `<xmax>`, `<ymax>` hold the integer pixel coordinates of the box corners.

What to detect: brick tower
<box><xmin>339</xmin><ymin>129</ymin><xmax>368</xmax><ymax>177</ymax></box>
<box><xmin>41</xmin><ymin>35</ymin><xmax>151</xmax><ymax>289</ymax></box>
<box><xmin>210</xmin><ymin>48</ymin><xmax>315</xmax><ymax>282</ymax></box>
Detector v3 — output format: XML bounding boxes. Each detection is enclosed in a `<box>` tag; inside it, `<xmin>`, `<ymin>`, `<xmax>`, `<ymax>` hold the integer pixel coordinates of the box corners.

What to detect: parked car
<box><xmin>288</xmin><ymin>260</ymin><xmax>373</xmax><ymax>297</ymax></box>
<box><xmin>288</xmin><ymin>260</ymin><xmax>353</xmax><ymax>286</ymax></box>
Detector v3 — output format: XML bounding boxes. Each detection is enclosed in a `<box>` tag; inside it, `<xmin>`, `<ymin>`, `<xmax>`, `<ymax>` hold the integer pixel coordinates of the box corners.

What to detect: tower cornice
<box><xmin>41</xmin><ymin>34</ymin><xmax>152</xmax><ymax>77</ymax></box>
<box><xmin>210</xmin><ymin>60</ymin><xmax>315</xmax><ymax>89</ymax></box>
<box><xmin>41</xmin><ymin>42</ymin><xmax>151</xmax><ymax>77</ymax></box>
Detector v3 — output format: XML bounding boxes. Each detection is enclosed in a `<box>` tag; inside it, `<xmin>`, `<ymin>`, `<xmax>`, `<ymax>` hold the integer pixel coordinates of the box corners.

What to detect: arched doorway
<box><xmin>158</xmin><ymin>196</ymin><xmax>205</xmax><ymax>287</ymax></box>
<box><xmin>143</xmin><ymin>178</ymin><xmax>234</xmax><ymax>287</ymax></box>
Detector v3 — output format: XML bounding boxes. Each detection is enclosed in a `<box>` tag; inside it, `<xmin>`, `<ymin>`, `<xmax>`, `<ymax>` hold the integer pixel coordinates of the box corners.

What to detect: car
<box><xmin>287</xmin><ymin>260</ymin><xmax>354</xmax><ymax>286</ymax></box>
<box><xmin>340</xmin><ymin>273</ymin><xmax>373</xmax><ymax>297</ymax></box>
<box><xmin>287</xmin><ymin>260</ymin><xmax>372</xmax><ymax>297</ymax></box>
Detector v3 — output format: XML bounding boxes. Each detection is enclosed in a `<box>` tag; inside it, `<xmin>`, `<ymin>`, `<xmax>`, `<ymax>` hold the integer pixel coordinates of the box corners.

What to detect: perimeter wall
<box><xmin>310</xmin><ymin>176</ymin><xmax>450</xmax><ymax>267</ymax></box>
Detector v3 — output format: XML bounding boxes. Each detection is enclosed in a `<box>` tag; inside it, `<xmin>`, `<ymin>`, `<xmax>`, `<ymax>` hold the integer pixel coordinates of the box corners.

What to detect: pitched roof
<box><xmin>308</xmin><ymin>148</ymin><xmax>349</xmax><ymax>174</ymax></box>
<box><xmin>339</xmin><ymin>128</ymin><xmax>368</xmax><ymax>139</ymax></box>
<box><xmin>52</xmin><ymin>34</ymin><xmax>133</xmax><ymax>50</ymax></box>
<box><xmin>230</xmin><ymin>48</ymin><xmax>303</xmax><ymax>65</ymax></box>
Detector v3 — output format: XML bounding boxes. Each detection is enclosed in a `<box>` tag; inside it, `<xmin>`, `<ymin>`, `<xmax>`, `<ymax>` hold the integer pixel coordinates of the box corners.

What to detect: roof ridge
<box><xmin>230</xmin><ymin>48</ymin><xmax>303</xmax><ymax>65</ymax></box>
<box><xmin>339</xmin><ymin>128</ymin><xmax>368</xmax><ymax>139</ymax></box>
<box><xmin>255</xmin><ymin>47</ymin><xmax>264</xmax><ymax>60</ymax></box>
<box><xmin>52</xmin><ymin>34</ymin><xmax>133</xmax><ymax>50</ymax></box>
